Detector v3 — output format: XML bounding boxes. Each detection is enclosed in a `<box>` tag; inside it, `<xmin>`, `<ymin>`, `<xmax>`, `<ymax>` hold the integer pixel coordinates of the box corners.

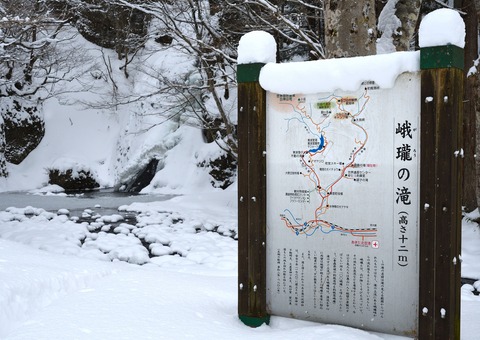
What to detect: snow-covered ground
<box><xmin>1</xmin><ymin>190</ymin><xmax>480</xmax><ymax>339</ymax></box>
<box><xmin>1</xmin><ymin>8</ymin><xmax>478</xmax><ymax>340</ymax></box>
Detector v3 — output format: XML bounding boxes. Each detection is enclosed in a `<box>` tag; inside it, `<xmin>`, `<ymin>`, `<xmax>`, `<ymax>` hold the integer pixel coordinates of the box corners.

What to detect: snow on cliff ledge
<box><xmin>237</xmin><ymin>9</ymin><xmax>464</xmax><ymax>95</ymax></box>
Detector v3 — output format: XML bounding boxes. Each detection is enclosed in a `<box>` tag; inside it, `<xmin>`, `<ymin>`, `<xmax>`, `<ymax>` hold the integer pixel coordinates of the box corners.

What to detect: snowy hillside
<box><xmin>0</xmin><ymin>23</ymin><xmax>235</xmax><ymax>194</ymax></box>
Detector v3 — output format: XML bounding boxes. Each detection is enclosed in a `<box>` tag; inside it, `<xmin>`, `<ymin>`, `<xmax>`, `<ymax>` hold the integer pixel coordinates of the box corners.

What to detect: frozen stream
<box><xmin>0</xmin><ymin>190</ymin><xmax>174</xmax><ymax>212</ymax></box>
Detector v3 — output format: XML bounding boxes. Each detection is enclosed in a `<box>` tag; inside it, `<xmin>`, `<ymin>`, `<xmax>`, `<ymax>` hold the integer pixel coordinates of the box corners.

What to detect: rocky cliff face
<box><xmin>0</xmin><ymin>99</ymin><xmax>45</xmax><ymax>166</ymax></box>
<box><xmin>72</xmin><ymin>0</ymin><xmax>150</xmax><ymax>58</ymax></box>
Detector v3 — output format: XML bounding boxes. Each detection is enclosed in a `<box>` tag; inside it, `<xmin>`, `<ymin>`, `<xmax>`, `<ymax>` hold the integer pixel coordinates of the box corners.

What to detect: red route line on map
<box><xmin>282</xmin><ymin>90</ymin><xmax>376</xmax><ymax>239</ymax></box>
<box><xmin>281</xmin><ymin>216</ymin><xmax>377</xmax><ymax>239</ymax></box>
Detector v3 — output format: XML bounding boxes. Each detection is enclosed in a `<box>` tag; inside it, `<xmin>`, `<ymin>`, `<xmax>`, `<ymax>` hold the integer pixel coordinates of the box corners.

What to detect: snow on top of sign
<box><xmin>259</xmin><ymin>51</ymin><xmax>419</xmax><ymax>95</ymax></box>
<box><xmin>237</xmin><ymin>30</ymin><xmax>276</xmax><ymax>65</ymax></box>
<box><xmin>419</xmin><ymin>9</ymin><xmax>465</xmax><ymax>48</ymax></box>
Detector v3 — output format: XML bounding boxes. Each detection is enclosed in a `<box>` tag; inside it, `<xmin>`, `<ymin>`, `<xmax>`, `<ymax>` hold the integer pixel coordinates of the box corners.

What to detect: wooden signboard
<box><xmin>238</xmin><ymin>35</ymin><xmax>463</xmax><ymax>340</ymax></box>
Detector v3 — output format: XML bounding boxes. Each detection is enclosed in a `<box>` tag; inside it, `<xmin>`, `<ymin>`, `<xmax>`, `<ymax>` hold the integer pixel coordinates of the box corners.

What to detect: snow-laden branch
<box><xmin>228</xmin><ymin>0</ymin><xmax>325</xmax><ymax>59</ymax></box>
<box><xmin>0</xmin><ymin>18</ymin><xmax>68</xmax><ymax>26</ymax></box>
<box><xmin>117</xmin><ymin>0</ymin><xmax>237</xmax><ymax>63</ymax></box>
<box><xmin>433</xmin><ymin>0</ymin><xmax>467</xmax><ymax>15</ymax></box>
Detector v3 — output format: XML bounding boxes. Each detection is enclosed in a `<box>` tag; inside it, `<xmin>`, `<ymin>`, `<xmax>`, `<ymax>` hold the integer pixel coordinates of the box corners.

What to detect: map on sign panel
<box><xmin>266</xmin><ymin>73</ymin><xmax>420</xmax><ymax>334</ymax></box>
<box><xmin>270</xmin><ymin>86</ymin><xmax>380</xmax><ymax>241</ymax></box>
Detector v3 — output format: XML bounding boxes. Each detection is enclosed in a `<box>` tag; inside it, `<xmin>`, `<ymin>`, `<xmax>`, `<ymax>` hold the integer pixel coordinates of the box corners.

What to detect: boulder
<box><xmin>48</xmin><ymin>168</ymin><xmax>100</xmax><ymax>191</ymax></box>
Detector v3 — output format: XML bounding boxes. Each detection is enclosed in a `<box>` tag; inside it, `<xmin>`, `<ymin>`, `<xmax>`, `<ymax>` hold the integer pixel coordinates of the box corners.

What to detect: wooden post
<box><xmin>419</xmin><ymin>44</ymin><xmax>464</xmax><ymax>339</ymax></box>
<box><xmin>237</xmin><ymin>62</ymin><xmax>269</xmax><ymax>327</ymax></box>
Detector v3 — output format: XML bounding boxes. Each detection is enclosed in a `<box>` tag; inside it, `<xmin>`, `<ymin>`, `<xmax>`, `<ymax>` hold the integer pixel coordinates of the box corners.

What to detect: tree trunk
<box><xmin>324</xmin><ymin>0</ymin><xmax>377</xmax><ymax>58</ymax></box>
<box><xmin>474</xmin><ymin>0</ymin><xmax>480</xmax><ymax>214</ymax></box>
<box><xmin>0</xmin><ymin>116</ymin><xmax>8</xmax><ymax>177</ymax></box>
<box><xmin>393</xmin><ymin>0</ymin><xmax>422</xmax><ymax>51</ymax></box>
<box><xmin>462</xmin><ymin>0</ymin><xmax>479</xmax><ymax>212</ymax></box>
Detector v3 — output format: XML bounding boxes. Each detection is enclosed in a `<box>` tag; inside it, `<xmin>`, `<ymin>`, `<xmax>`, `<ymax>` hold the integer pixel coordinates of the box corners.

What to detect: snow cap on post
<box><xmin>419</xmin><ymin>9</ymin><xmax>465</xmax><ymax>70</ymax></box>
<box><xmin>419</xmin><ymin>9</ymin><xmax>465</xmax><ymax>48</ymax></box>
<box><xmin>237</xmin><ymin>31</ymin><xmax>276</xmax><ymax>83</ymax></box>
<box><xmin>237</xmin><ymin>31</ymin><xmax>277</xmax><ymax>65</ymax></box>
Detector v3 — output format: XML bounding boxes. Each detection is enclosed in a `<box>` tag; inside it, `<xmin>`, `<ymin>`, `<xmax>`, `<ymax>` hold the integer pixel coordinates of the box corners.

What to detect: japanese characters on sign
<box><xmin>394</xmin><ymin>119</ymin><xmax>419</xmax><ymax>268</ymax></box>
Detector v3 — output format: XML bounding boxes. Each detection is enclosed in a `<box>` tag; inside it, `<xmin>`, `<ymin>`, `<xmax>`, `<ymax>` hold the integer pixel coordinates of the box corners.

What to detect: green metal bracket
<box><xmin>237</xmin><ymin>63</ymin><xmax>265</xmax><ymax>83</ymax></box>
<box><xmin>420</xmin><ymin>44</ymin><xmax>464</xmax><ymax>70</ymax></box>
<box><xmin>239</xmin><ymin>314</ymin><xmax>270</xmax><ymax>327</ymax></box>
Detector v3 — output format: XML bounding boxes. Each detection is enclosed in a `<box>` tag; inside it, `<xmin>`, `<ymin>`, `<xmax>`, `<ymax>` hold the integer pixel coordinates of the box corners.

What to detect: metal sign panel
<box><xmin>266</xmin><ymin>72</ymin><xmax>420</xmax><ymax>336</ymax></box>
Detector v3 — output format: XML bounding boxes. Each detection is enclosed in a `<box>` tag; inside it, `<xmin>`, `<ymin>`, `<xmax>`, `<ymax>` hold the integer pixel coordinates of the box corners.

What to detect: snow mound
<box><xmin>30</xmin><ymin>184</ymin><xmax>66</xmax><ymax>195</ymax></box>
